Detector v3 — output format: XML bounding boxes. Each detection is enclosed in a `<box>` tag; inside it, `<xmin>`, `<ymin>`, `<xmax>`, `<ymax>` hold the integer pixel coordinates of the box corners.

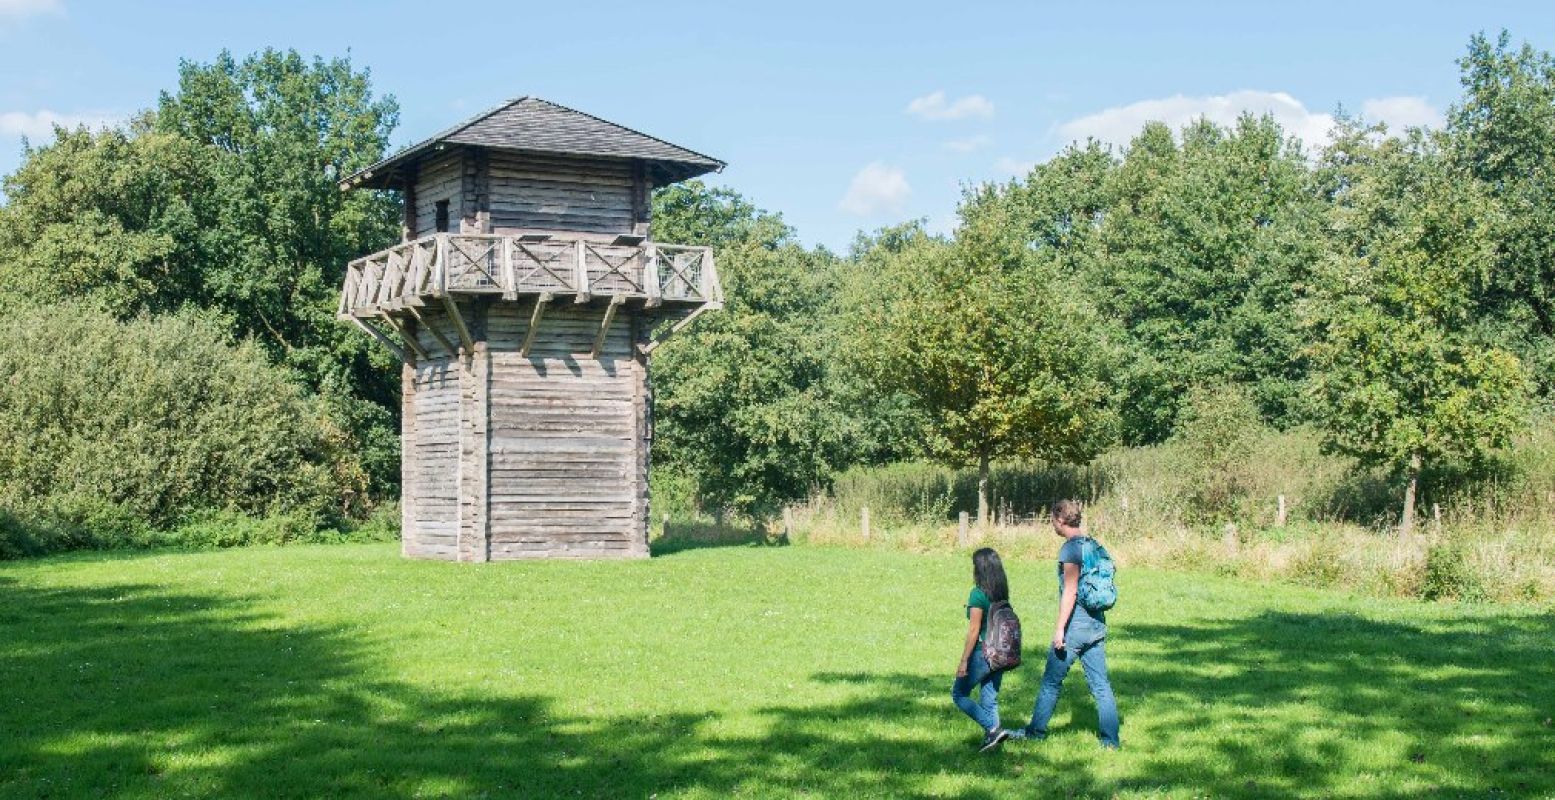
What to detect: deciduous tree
<box><xmin>1304</xmin><ymin>126</ymin><xmax>1530</xmax><ymax>534</ymax></box>
<box><xmin>844</xmin><ymin>199</ymin><xmax>1117</xmax><ymax>525</ymax></box>
<box><xmin>1449</xmin><ymin>31</ymin><xmax>1555</xmax><ymax>396</ymax></box>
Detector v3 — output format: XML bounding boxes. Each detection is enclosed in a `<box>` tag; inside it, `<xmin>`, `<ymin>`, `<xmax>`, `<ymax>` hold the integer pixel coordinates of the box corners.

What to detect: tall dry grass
<box><xmin>777</xmin><ymin>422</ymin><xmax>1555</xmax><ymax>604</ymax></box>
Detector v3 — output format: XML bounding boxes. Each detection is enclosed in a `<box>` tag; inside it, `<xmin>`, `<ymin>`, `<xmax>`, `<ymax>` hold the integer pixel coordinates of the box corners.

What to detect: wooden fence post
<box><xmin>958</xmin><ymin>512</ymin><xmax>969</xmax><ymax>548</ymax></box>
<box><xmin>1223</xmin><ymin>522</ymin><xmax>1238</xmax><ymax>554</ymax></box>
<box><xmin>662</xmin><ymin>512</ymin><xmax>670</xmax><ymax>539</ymax></box>
<box><xmin>1276</xmin><ymin>494</ymin><xmax>1287</xmax><ymax>527</ymax></box>
<box><xmin>1432</xmin><ymin>503</ymin><xmax>1442</xmax><ymax>533</ymax></box>
<box><xmin>783</xmin><ymin>506</ymin><xmax>793</xmax><ymax>538</ymax></box>
<box><xmin>861</xmin><ymin>507</ymin><xmax>871</xmax><ymax>541</ymax></box>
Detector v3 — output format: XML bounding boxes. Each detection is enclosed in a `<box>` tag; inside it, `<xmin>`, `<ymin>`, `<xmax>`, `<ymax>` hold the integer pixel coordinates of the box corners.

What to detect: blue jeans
<box><xmin>951</xmin><ymin>646</ymin><xmax>1004</xmax><ymax>731</ymax></box>
<box><xmin>1028</xmin><ymin>621</ymin><xmax>1120</xmax><ymax>748</ymax></box>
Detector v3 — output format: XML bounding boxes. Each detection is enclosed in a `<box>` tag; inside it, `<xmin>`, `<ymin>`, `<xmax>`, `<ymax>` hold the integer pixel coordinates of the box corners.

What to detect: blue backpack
<box><xmin>1077</xmin><ymin>537</ymin><xmax>1118</xmax><ymax>613</ymax></box>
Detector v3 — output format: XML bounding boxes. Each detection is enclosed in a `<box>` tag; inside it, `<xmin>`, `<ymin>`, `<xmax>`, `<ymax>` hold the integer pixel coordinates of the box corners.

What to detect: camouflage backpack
<box><xmin>982</xmin><ymin>600</ymin><xmax>1023</xmax><ymax>672</ymax></box>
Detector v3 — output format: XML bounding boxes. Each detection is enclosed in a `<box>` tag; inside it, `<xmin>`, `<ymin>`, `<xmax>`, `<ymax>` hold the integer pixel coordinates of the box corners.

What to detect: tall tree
<box><xmin>0</xmin><ymin>49</ymin><xmax>406</xmax><ymax>498</ymax></box>
<box><xmin>844</xmin><ymin>199</ymin><xmax>1117</xmax><ymax>525</ymax></box>
<box><xmin>1449</xmin><ymin>31</ymin><xmax>1555</xmax><ymax>397</ymax></box>
<box><xmin>0</xmin><ymin>124</ymin><xmax>210</xmax><ymax>315</ymax></box>
<box><xmin>1304</xmin><ymin>125</ymin><xmax>1530</xmax><ymax>534</ymax></box>
<box><xmin>1084</xmin><ymin>116</ymin><xmax>1323</xmax><ymax>443</ymax></box>
<box><xmin>651</xmin><ymin>183</ymin><xmax>891</xmax><ymax>516</ymax></box>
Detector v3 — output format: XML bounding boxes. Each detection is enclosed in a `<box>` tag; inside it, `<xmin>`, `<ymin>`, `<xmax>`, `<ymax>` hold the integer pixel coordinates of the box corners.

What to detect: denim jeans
<box><xmin>951</xmin><ymin>646</ymin><xmax>1004</xmax><ymax>732</ymax></box>
<box><xmin>1028</xmin><ymin>620</ymin><xmax>1120</xmax><ymax>747</ymax></box>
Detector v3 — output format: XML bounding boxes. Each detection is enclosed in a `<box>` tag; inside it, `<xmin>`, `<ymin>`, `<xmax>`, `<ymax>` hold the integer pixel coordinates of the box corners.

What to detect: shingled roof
<box><xmin>340</xmin><ymin>97</ymin><xmax>725</xmax><ymax>190</ymax></box>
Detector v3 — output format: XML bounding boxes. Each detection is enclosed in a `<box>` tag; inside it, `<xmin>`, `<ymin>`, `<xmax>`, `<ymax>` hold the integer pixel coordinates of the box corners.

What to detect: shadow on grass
<box><xmin>1116</xmin><ymin>610</ymin><xmax>1555</xmax><ymax>797</ymax></box>
<box><xmin>1</xmin><ymin>574</ymin><xmax>1551</xmax><ymax>798</ymax></box>
<box><xmin>649</xmin><ymin>520</ymin><xmax>788</xmax><ymax>557</ymax></box>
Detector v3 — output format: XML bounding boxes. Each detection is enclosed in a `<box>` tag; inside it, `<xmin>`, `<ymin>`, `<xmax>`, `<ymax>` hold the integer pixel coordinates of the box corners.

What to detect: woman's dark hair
<box><xmin>972</xmin><ymin>547</ymin><xmax>1009</xmax><ymax>603</ymax></box>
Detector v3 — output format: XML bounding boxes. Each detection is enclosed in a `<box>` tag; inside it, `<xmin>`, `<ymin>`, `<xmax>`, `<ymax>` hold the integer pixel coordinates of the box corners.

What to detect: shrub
<box><xmin>342</xmin><ymin>502</ymin><xmax>402</xmax><ymax>544</ymax></box>
<box><xmin>165</xmin><ymin>509</ymin><xmax>322</xmax><ymax>549</ymax></box>
<box><xmin>1421</xmin><ymin>541</ymin><xmax>1487</xmax><ymax>602</ymax></box>
<box><xmin>649</xmin><ymin>468</ymin><xmax>701</xmax><ymax>526</ymax></box>
<box><xmin>1174</xmin><ymin>384</ymin><xmax>1266</xmax><ymax>523</ymax></box>
<box><xmin>0</xmin><ymin>304</ymin><xmax>366</xmax><ymax>554</ymax></box>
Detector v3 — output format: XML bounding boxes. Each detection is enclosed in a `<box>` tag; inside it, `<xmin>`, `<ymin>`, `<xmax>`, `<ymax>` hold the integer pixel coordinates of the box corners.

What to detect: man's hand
<box><xmin>1052</xmin><ymin>631</ymin><xmax>1066</xmax><ymax>653</ymax></box>
<box><xmin>956</xmin><ymin>658</ymin><xmax>969</xmax><ymax>678</ymax></box>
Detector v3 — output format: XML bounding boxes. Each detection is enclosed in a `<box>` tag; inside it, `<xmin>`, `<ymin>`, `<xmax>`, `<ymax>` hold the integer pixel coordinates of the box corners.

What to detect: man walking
<box><xmin>1018</xmin><ymin>499</ymin><xmax>1120</xmax><ymax>749</ymax></box>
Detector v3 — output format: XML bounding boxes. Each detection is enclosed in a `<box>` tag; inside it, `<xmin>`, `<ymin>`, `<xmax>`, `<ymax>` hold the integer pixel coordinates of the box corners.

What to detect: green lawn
<box><xmin>1</xmin><ymin>543</ymin><xmax>1551</xmax><ymax>799</ymax></box>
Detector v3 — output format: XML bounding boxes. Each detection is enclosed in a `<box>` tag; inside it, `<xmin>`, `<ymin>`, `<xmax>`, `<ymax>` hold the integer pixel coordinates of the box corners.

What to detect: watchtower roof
<box><xmin>340</xmin><ymin>97</ymin><xmax>725</xmax><ymax>191</ymax></box>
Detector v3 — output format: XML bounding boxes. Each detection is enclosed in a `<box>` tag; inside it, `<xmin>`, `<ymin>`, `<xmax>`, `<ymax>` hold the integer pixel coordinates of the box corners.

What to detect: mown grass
<box><xmin>2</xmin><ymin>543</ymin><xmax>1551</xmax><ymax>799</ymax></box>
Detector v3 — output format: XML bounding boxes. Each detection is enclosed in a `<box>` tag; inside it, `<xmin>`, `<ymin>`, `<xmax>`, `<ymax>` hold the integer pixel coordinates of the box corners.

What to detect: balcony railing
<box><xmin>338</xmin><ymin>233</ymin><xmax>721</xmax><ymax>319</ymax></box>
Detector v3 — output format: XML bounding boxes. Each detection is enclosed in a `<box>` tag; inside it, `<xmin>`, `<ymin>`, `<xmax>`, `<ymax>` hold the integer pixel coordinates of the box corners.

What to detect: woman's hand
<box><xmin>956</xmin><ymin>658</ymin><xmax>969</xmax><ymax>678</ymax></box>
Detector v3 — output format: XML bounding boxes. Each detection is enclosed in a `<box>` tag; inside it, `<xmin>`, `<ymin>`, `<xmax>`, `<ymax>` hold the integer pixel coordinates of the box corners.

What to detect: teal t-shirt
<box><xmin>966</xmin><ymin>587</ymin><xmax>992</xmax><ymax>642</ymax></box>
<box><xmin>1058</xmin><ymin>536</ymin><xmax>1106</xmax><ymax>625</ymax></box>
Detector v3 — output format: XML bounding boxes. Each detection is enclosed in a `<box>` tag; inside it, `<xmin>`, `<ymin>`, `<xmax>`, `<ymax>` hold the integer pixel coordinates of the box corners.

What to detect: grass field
<box><xmin>2</xmin><ymin>542</ymin><xmax>1551</xmax><ymax>799</ymax></box>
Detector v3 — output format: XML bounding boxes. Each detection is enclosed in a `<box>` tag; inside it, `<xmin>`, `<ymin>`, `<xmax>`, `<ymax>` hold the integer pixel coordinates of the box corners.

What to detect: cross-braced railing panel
<box><xmin>338</xmin><ymin>233</ymin><xmax>717</xmax><ymax>318</ymax></box>
<box><xmin>443</xmin><ymin>235</ymin><xmax>504</xmax><ymax>292</ymax></box>
<box><xmin>584</xmin><ymin>243</ymin><xmax>646</xmax><ymax>295</ymax></box>
<box><xmin>511</xmin><ymin>239</ymin><xmax>579</xmax><ymax>294</ymax></box>
<box><xmin>654</xmin><ymin>245</ymin><xmax>717</xmax><ymax>303</ymax></box>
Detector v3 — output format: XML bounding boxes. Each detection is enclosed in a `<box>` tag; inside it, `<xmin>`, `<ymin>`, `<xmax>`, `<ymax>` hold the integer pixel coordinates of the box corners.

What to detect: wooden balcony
<box><xmin>338</xmin><ymin>233</ymin><xmax>721</xmax><ymax>319</ymax></box>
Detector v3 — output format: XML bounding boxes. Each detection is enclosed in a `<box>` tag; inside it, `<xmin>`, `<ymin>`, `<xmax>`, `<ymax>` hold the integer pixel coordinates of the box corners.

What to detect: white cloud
<box><xmin>906</xmin><ymin>90</ymin><xmax>994</xmax><ymax>121</ymax></box>
<box><xmin>1361</xmin><ymin>96</ymin><xmax>1443</xmax><ymax>131</ymax></box>
<box><xmin>0</xmin><ymin>0</ymin><xmax>62</xmax><ymax>20</ymax></box>
<box><xmin>944</xmin><ymin>134</ymin><xmax>992</xmax><ymax>153</ymax></box>
<box><xmin>0</xmin><ymin>110</ymin><xmax>118</xmax><ymax>140</ymax></box>
<box><xmin>839</xmin><ymin>162</ymin><xmax>911</xmax><ymax>216</ymax></box>
<box><xmin>995</xmin><ymin>157</ymin><xmax>1036</xmax><ymax>176</ymax></box>
<box><xmin>1056</xmin><ymin>90</ymin><xmax>1333</xmax><ymax>148</ymax></box>
<box><xmin>1055</xmin><ymin>89</ymin><xmax>1443</xmax><ymax>151</ymax></box>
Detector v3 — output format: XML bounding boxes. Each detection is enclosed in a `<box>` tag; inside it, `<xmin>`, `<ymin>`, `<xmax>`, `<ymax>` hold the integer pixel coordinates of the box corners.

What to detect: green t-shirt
<box><xmin>966</xmin><ymin>587</ymin><xmax>991</xmax><ymax>642</ymax></box>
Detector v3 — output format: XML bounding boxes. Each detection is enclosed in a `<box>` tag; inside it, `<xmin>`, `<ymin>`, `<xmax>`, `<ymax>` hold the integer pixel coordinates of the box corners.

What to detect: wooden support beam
<box><xmin>406</xmin><ymin>305</ymin><xmax>456</xmax><ymax>359</ymax></box>
<box><xmin>405</xmin><ymin>243</ymin><xmax>428</xmax><ymax>304</ymax></box>
<box><xmin>338</xmin><ymin>264</ymin><xmax>358</xmax><ymax>318</ymax></box>
<box><xmin>641</xmin><ymin>303</ymin><xmax>716</xmax><ymax>356</ymax></box>
<box><xmin>440</xmin><ymin>294</ymin><xmax>475</xmax><ymax>354</ymax></box>
<box><xmin>360</xmin><ymin>261</ymin><xmax>382</xmax><ymax>314</ymax></box>
<box><xmin>592</xmin><ymin>295</ymin><xmax>625</xmax><ymax>359</ymax></box>
<box><xmin>520</xmin><ymin>292</ymin><xmax>553</xmax><ymax>358</ymax></box>
<box><xmin>401</xmin><ymin>169</ymin><xmax>417</xmax><ymax>241</ymax></box>
<box><xmin>573</xmin><ymin>239</ymin><xmax>591</xmax><ymax>303</ymax></box>
<box><xmin>703</xmin><ymin>250</ymin><xmax>725</xmax><ymax>304</ymax></box>
<box><xmin>643</xmin><ymin>243</ymin><xmax>662</xmax><ymax>308</ymax></box>
<box><xmin>378</xmin><ymin>312</ymin><xmax>427</xmax><ymax>361</ymax></box>
<box><xmin>631</xmin><ymin>159</ymin><xmax>651</xmax><ymax>238</ymax></box>
<box><xmin>350</xmin><ymin>317</ymin><xmax>406</xmax><ymax>362</ymax></box>
<box><xmin>434</xmin><ymin>234</ymin><xmax>449</xmax><ymax>296</ymax></box>
<box><xmin>501</xmin><ymin>238</ymin><xmax>517</xmax><ymax>301</ymax></box>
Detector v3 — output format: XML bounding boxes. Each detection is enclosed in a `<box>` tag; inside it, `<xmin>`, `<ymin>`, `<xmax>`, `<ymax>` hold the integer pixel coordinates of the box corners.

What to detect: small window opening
<box><xmin>435</xmin><ymin>199</ymin><xmax>450</xmax><ymax>233</ymax></box>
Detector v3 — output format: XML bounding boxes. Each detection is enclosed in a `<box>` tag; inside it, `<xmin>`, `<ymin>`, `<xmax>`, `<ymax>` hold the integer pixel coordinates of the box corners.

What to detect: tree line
<box><xmin>656</xmin><ymin>31</ymin><xmax>1552</xmax><ymax>531</ymax></box>
<box><xmin>0</xmin><ymin>33</ymin><xmax>1550</xmax><ymax>551</ymax></box>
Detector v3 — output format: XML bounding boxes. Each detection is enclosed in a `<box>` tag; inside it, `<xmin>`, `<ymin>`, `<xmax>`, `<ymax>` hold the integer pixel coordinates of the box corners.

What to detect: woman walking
<box><xmin>953</xmin><ymin>547</ymin><xmax>1014</xmax><ymax>752</ymax></box>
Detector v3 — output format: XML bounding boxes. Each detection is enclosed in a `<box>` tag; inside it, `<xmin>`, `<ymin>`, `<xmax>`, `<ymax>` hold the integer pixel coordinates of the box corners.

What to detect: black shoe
<box><xmin>979</xmin><ymin>728</ymin><xmax>1010</xmax><ymax>753</ymax></box>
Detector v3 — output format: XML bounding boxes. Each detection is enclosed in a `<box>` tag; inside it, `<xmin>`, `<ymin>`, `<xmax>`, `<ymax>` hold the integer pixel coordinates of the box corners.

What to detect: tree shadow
<box><xmin>2</xmin><ymin>573</ymin><xmax>1551</xmax><ymax>798</ymax></box>
<box><xmin>1116</xmin><ymin>610</ymin><xmax>1555</xmax><ymax>797</ymax></box>
<box><xmin>0</xmin><ymin>574</ymin><xmax>963</xmax><ymax>799</ymax></box>
<box><xmin>650</xmin><ymin>520</ymin><xmax>788</xmax><ymax>556</ymax></box>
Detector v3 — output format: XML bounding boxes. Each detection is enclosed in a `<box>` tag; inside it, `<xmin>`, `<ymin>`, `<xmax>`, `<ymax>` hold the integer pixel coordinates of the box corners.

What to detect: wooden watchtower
<box><xmin>337</xmin><ymin>98</ymin><xmax>724</xmax><ymax>560</ymax></box>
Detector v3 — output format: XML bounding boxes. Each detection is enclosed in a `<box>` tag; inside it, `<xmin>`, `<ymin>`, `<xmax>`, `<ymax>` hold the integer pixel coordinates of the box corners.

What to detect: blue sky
<box><xmin>2</xmin><ymin>0</ymin><xmax>1553</xmax><ymax>250</ymax></box>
